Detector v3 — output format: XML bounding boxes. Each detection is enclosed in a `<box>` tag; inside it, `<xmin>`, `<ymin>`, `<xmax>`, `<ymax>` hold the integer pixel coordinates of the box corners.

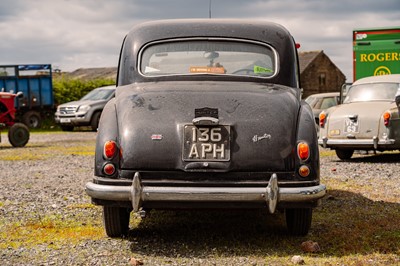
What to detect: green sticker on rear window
<box><xmin>254</xmin><ymin>65</ymin><xmax>273</xmax><ymax>74</ymax></box>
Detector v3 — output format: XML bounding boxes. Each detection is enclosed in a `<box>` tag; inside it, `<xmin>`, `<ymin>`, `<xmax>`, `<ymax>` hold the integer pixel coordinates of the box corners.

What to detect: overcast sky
<box><xmin>1</xmin><ymin>0</ymin><xmax>399</xmax><ymax>82</ymax></box>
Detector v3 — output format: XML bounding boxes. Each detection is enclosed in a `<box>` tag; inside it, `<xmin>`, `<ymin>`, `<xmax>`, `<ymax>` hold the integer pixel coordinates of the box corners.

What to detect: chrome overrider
<box><xmin>85</xmin><ymin>172</ymin><xmax>327</xmax><ymax>214</ymax></box>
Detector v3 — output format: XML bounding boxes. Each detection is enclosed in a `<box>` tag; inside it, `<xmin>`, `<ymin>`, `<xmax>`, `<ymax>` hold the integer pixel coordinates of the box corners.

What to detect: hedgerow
<box><xmin>52</xmin><ymin>77</ymin><xmax>115</xmax><ymax>105</ymax></box>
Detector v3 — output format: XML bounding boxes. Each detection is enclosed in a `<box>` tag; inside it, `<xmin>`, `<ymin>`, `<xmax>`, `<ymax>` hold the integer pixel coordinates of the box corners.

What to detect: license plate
<box><xmin>183</xmin><ymin>125</ymin><xmax>230</xmax><ymax>161</ymax></box>
<box><xmin>60</xmin><ymin>118</ymin><xmax>71</xmax><ymax>123</ymax></box>
<box><xmin>344</xmin><ymin>118</ymin><xmax>359</xmax><ymax>133</ymax></box>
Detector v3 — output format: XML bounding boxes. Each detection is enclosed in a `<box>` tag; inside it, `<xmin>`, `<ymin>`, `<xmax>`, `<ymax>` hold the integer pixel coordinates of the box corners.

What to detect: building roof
<box><xmin>298</xmin><ymin>50</ymin><xmax>321</xmax><ymax>73</ymax></box>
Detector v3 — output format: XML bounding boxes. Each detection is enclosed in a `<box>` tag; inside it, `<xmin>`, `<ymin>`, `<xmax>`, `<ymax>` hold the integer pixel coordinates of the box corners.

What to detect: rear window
<box><xmin>344</xmin><ymin>82</ymin><xmax>400</xmax><ymax>103</ymax></box>
<box><xmin>139</xmin><ymin>39</ymin><xmax>277</xmax><ymax>78</ymax></box>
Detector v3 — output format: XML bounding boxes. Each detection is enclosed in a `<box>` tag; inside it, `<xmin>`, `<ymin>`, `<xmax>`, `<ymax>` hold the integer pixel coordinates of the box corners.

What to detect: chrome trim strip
<box><xmin>192</xmin><ymin>117</ymin><xmax>219</xmax><ymax>125</ymax></box>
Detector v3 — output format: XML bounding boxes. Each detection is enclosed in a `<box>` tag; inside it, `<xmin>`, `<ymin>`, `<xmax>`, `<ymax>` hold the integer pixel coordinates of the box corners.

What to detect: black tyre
<box><xmin>90</xmin><ymin>111</ymin><xmax>101</xmax><ymax>131</ymax></box>
<box><xmin>103</xmin><ymin>206</ymin><xmax>131</xmax><ymax>237</ymax></box>
<box><xmin>335</xmin><ymin>149</ymin><xmax>354</xmax><ymax>160</ymax></box>
<box><xmin>60</xmin><ymin>125</ymin><xmax>74</xmax><ymax>131</ymax></box>
<box><xmin>22</xmin><ymin>111</ymin><xmax>41</xmax><ymax>128</ymax></box>
<box><xmin>8</xmin><ymin>123</ymin><xmax>30</xmax><ymax>147</ymax></box>
<box><xmin>285</xmin><ymin>208</ymin><xmax>312</xmax><ymax>236</ymax></box>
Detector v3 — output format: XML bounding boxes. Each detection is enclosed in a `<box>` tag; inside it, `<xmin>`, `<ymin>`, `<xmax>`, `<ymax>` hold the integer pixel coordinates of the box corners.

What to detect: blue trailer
<box><xmin>0</xmin><ymin>64</ymin><xmax>54</xmax><ymax>128</ymax></box>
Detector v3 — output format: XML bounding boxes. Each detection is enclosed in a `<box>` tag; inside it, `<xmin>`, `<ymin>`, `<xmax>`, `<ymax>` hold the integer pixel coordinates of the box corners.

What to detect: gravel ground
<box><xmin>0</xmin><ymin>131</ymin><xmax>399</xmax><ymax>265</ymax></box>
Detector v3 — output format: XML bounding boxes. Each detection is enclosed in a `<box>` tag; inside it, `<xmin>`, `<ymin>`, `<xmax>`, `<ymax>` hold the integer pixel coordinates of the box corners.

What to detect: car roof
<box><xmin>127</xmin><ymin>19</ymin><xmax>291</xmax><ymax>42</ymax></box>
<box><xmin>118</xmin><ymin>19</ymin><xmax>299</xmax><ymax>88</ymax></box>
<box><xmin>353</xmin><ymin>74</ymin><xmax>400</xmax><ymax>85</ymax></box>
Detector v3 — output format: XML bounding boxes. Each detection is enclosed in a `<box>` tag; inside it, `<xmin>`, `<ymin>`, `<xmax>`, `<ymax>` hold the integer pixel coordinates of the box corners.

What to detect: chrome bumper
<box><xmin>85</xmin><ymin>172</ymin><xmax>326</xmax><ymax>214</ymax></box>
<box><xmin>319</xmin><ymin>136</ymin><xmax>395</xmax><ymax>149</ymax></box>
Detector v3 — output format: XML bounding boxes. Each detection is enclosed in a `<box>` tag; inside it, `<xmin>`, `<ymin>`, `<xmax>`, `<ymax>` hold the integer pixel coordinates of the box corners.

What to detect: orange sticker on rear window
<box><xmin>190</xmin><ymin>66</ymin><xmax>226</xmax><ymax>74</ymax></box>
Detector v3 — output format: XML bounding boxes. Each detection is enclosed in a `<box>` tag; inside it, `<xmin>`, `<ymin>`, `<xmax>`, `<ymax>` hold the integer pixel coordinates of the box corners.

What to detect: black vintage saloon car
<box><xmin>85</xmin><ymin>19</ymin><xmax>326</xmax><ymax>237</ymax></box>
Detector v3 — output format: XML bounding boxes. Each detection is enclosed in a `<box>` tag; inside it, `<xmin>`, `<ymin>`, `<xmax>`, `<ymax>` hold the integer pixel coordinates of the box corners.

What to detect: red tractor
<box><xmin>0</xmin><ymin>91</ymin><xmax>30</xmax><ymax>147</ymax></box>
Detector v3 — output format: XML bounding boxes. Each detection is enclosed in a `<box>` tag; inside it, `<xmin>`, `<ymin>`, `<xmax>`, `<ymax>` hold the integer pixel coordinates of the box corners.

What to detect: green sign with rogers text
<box><xmin>353</xmin><ymin>27</ymin><xmax>400</xmax><ymax>81</ymax></box>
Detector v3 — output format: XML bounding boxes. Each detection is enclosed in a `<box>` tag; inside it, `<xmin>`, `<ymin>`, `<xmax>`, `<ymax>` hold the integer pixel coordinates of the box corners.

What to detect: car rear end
<box><xmin>95</xmin><ymin>82</ymin><xmax>322</xmax><ymax>207</ymax></box>
<box><xmin>319</xmin><ymin>75</ymin><xmax>400</xmax><ymax>159</ymax></box>
<box><xmin>85</xmin><ymin>19</ymin><xmax>326</xmax><ymax>237</ymax></box>
<box><xmin>87</xmin><ymin>81</ymin><xmax>325</xmax><ymax>236</ymax></box>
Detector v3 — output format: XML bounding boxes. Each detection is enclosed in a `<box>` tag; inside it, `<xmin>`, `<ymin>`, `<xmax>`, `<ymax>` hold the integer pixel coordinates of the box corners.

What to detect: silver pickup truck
<box><xmin>54</xmin><ymin>85</ymin><xmax>115</xmax><ymax>131</ymax></box>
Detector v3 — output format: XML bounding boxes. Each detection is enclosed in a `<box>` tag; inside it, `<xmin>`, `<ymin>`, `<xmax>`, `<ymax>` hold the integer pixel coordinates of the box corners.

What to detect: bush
<box><xmin>53</xmin><ymin>76</ymin><xmax>115</xmax><ymax>105</ymax></box>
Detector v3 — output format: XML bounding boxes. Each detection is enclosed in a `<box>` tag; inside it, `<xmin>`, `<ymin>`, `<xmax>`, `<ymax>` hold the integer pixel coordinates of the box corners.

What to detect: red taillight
<box><xmin>297</xmin><ymin>142</ymin><xmax>310</xmax><ymax>161</ymax></box>
<box><xmin>383</xmin><ymin>111</ymin><xmax>391</xmax><ymax>126</ymax></box>
<box><xmin>103</xmin><ymin>163</ymin><xmax>116</xmax><ymax>175</ymax></box>
<box><xmin>319</xmin><ymin>112</ymin><xmax>326</xmax><ymax>128</ymax></box>
<box><xmin>104</xmin><ymin>140</ymin><xmax>117</xmax><ymax>159</ymax></box>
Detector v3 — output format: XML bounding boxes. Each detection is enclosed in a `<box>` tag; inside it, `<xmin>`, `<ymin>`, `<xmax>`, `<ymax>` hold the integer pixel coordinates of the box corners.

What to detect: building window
<box><xmin>319</xmin><ymin>73</ymin><xmax>326</xmax><ymax>87</ymax></box>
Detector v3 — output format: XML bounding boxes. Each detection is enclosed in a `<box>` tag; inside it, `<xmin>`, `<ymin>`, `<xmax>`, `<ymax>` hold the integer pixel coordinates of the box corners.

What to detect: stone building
<box><xmin>299</xmin><ymin>50</ymin><xmax>346</xmax><ymax>98</ymax></box>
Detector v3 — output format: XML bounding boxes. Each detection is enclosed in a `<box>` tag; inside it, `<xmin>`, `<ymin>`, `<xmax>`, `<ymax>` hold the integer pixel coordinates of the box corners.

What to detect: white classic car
<box><xmin>319</xmin><ymin>74</ymin><xmax>400</xmax><ymax>160</ymax></box>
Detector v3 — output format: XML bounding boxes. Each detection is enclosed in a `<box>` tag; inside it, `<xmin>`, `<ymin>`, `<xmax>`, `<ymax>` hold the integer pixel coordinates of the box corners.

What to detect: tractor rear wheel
<box><xmin>8</xmin><ymin>123</ymin><xmax>30</xmax><ymax>147</ymax></box>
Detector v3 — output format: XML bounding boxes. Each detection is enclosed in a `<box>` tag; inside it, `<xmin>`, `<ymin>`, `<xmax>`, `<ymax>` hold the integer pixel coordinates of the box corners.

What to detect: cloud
<box><xmin>0</xmin><ymin>0</ymin><xmax>399</xmax><ymax>81</ymax></box>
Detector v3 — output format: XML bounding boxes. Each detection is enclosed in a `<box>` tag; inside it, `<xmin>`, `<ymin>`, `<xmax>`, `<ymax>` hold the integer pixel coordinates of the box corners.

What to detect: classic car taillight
<box><xmin>103</xmin><ymin>163</ymin><xmax>116</xmax><ymax>175</ymax></box>
<box><xmin>319</xmin><ymin>112</ymin><xmax>326</xmax><ymax>128</ymax></box>
<box><xmin>104</xmin><ymin>140</ymin><xmax>117</xmax><ymax>159</ymax></box>
<box><xmin>298</xmin><ymin>165</ymin><xmax>310</xmax><ymax>177</ymax></box>
<box><xmin>297</xmin><ymin>142</ymin><xmax>310</xmax><ymax>161</ymax></box>
<box><xmin>383</xmin><ymin>111</ymin><xmax>391</xmax><ymax>126</ymax></box>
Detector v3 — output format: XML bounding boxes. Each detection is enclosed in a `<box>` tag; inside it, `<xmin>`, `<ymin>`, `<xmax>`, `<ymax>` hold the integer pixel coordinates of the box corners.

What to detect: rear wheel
<box><xmin>22</xmin><ymin>111</ymin><xmax>41</xmax><ymax>128</ymax></box>
<box><xmin>285</xmin><ymin>208</ymin><xmax>312</xmax><ymax>236</ymax></box>
<box><xmin>8</xmin><ymin>123</ymin><xmax>30</xmax><ymax>147</ymax></box>
<box><xmin>335</xmin><ymin>149</ymin><xmax>354</xmax><ymax>160</ymax></box>
<box><xmin>103</xmin><ymin>206</ymin><xmax>131</xmax><ymax>237</ymax></box>
<box><xmin>90</xmin><ymin>111</ymin><xmax>101</xmax><ymax>131</ymax></box>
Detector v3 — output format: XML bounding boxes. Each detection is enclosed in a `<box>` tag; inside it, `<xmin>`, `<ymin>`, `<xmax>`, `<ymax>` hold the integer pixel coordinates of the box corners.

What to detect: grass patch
<box><xmin>324</xmin><ymin>176</ymin><xmax>398</xmax><ymax>203</ymax></box>
<box><xmin>66</xmin><ymin>203</ymin><xmax>97</xmax><ymax>209</ymax></box>
<box><xmin>61</xmin><ymin>145</ymin><xmax>95</xmax><ymax>156</ymax></box>
<box><xmin>0</xmin><ymin>214</ymin><xmax>104</xmax><ymax>249</ymax></box>
<box><xmin>0</xmin><ymin>139</ymin><xmax>95</xmax><ymax>160</ymax></box>
<box><xmin>319</xmin><ymin>149</ymin><xmax>336</xmax><ymax>157</ymax></box>
<box><xmin>0</xmin><ymin>151</ymin><xmax>47</xmax><ymax>161</ymax></box>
